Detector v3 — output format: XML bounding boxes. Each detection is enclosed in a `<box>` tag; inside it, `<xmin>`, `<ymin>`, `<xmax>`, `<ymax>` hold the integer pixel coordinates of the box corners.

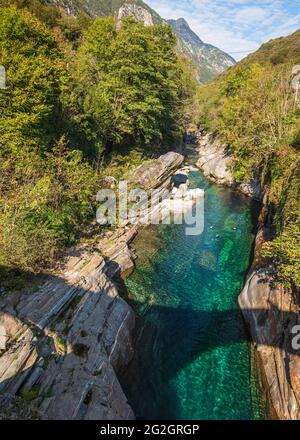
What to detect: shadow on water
<box><xmin>119</xmin><ymin>170</ymin><xmax>273</xmax><ymax>420</ymax></box>
<box><xmin>118</xmin><ymin>283</ymin><xmax>300</xmax><ymax>420</ymax></box>
<box><xmin>0</xmin><ymin>262</ymin><xmax>299</xmax><ymax>419</ymax></box>
<box><xmin>0</xmin><ymin>171</ymin><xmax>297</xmax><ymax>420</ymax></box>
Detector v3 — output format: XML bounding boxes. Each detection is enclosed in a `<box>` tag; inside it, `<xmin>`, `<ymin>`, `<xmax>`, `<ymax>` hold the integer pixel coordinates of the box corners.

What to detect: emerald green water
<box><xmin>122</xmin><ymin>170</ymin><xmax>266</xmax><ymax>420</ymax></box>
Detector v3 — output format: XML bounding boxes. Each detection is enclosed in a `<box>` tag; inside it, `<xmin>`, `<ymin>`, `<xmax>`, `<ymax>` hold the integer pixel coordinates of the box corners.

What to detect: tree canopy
<box><xmin>0</xmin><ymin>5</ymin><xmax>196</xmax><ymax>280</ymax></box>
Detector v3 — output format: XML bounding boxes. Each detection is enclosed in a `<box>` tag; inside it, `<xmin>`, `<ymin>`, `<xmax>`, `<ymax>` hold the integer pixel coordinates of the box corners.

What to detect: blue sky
<box><xmin>146</xmin><ymin>0</ymin><xmax>300</xmax><ymax>60</ymax></box>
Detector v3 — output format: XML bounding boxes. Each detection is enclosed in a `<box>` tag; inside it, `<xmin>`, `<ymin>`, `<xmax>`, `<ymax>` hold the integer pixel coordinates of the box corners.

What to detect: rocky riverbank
<box><xmin>238</xmin><ymin>224</ymin><xmax>300</xmax><ymax>420</ymax></box>
<box><xmin>194</xmin><ymin>130</ymin><xmax>300</xmax><ymax>420</ymax></box>
<box><xmin>0</xmin><ymin>151</ymin><xmax>188</xmax><ymax>420</ymax></box>
<box><xmin>194</xmin><ymin>131</ymin><xmax>262</xmax><ymax>201</ymax></box>
<box><xmin>2</xmin><ymin>137</ymin><xmax>297</xmax><ymax>420</ymax></box>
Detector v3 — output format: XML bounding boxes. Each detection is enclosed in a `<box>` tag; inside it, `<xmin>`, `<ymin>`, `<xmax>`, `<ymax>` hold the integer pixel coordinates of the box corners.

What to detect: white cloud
<box><xmin>235</xmin><ymin>7</ymin><xmax>268</xmax><ymax>23</ymax></box>
<box><xmin>146</xmin><ymin>0</ymin><xmax>300</xmax><ymax>60</ymax></box>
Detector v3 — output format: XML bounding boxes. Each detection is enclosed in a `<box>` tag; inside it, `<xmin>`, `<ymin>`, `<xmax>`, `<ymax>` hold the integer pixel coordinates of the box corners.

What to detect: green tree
<box><xmin>0</xmin><ymin>7</ymin><xmax>98</xmax><ymax>272</ymax></box>
<box><xmin>68</xmin><ymin>17</ymin><xmax>192</xmax><ymax>155</ymax></box>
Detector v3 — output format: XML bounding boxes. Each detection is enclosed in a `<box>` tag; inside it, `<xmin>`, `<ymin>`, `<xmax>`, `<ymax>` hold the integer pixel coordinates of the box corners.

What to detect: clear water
<box><xmin>121</xmin><ymin>170</ymin><xmax>266</xmax><ymax>420</ymax></box>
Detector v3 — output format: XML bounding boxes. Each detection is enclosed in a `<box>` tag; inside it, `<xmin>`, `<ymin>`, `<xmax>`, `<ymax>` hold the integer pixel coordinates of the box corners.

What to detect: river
<box><xmin>120</xmin><ymin>167</ymin><xmax>267</xmax><ymax>420</ymax></box>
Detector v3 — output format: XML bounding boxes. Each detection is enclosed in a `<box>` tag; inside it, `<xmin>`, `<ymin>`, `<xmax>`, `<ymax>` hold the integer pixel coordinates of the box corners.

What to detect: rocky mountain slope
<box><xmin>47</xmin><ymin>0</ymin><xmax>235</xmax><ymax>81</ymax></box>
<box><xmin>168</xmin><ymin>18</ymin><xmax>235</xmax><ymax>82</ymax></box>
<box><xmin>49</xmin><ymin>0</ymin><xmax>161</xmax><ymax>22</ymax></box>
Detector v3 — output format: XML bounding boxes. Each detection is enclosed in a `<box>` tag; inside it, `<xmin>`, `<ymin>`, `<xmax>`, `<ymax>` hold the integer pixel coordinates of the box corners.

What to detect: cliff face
<box><xmin>195</xmin><ymin>131</ymin><xmax>262</xmax><ymax>200</ymax></box>
<box><xmin>168</xmin><ymin>18</ymin><xmax>235</xmax><ymax>83</ymax></box>
<box><xmin>239</xmin><ymin>267</ymin><xmax>300</xmax><ymax>420</ymax></box>
<box><xmin>238</xmin><ymin>208</ymin><xmax>300</xmax><ymax>420</ymax></box>
<box><xmin>117</xmin><ymin>2</ymin><xmax>153</xmax><ymax>26</ymax></box>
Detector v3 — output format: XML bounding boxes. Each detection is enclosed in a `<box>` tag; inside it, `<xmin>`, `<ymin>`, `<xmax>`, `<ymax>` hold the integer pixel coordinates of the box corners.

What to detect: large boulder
<box><xmin>239</xmin><ymin>269</ymin><xmax>300</xmax><ymax>420</ymax></box>
<box><xmin>0</xmin><ymin>240</ymin><xmax>136</xmax><ymax>420</ymax></box>
<box><xmin>132</xmin><ymin>152</ymin><xmax>184</xmax><ymax>190</ymax></box>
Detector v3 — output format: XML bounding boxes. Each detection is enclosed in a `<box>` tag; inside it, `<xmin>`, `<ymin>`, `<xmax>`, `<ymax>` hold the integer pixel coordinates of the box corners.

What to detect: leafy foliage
<box><xmin>67</xmin><ymin>17</ymin><xmax>195</xmax><ymax>155</ymax></box>
<box><xmin>0</xmin><ymin>7</ymin><xmax>98</xmax><ymax>271</ymax></box>
<box><xmin>0</xmin><ymin>6</ymin><xmax>195</xmax><ymax>277</ymax></box>
<box><xmin>0</xmin><ymin>0</ymin><xmax>91</xmax><ymax>43</ymax></box>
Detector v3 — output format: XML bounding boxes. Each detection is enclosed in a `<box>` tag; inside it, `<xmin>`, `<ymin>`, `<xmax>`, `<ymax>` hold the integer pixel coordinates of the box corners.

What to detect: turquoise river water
<box><xmin>121</xmin><ymin>169</ymin><xmax>266</xmax><ymax>420</ymax></box>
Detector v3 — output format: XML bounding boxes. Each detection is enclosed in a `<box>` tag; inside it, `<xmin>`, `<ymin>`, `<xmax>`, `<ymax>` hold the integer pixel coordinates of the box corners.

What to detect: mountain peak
<box><xmin>170</xmin><ymin>17</ymin><xmax>188</xmax><ymax>26</ymax></box>
<box><xmin>167</xmin><ymin>17</ymin><xmax>204</xmax><ymax>45</ymax></box>
<box><xmin>167</xmin><ymin>17</ymin><xmax>235</xmax><ymax>82</ymax></box>
<box><xmin>47</xmin><ymin>0</ymin><xmax>235</xmax><ymax>82</ymax></box>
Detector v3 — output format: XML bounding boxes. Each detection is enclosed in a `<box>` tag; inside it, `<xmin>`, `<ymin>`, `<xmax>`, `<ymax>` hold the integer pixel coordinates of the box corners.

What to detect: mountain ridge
<box><xmin>46</xmin><ymin>0</ymin><xmax>235</xmax><ymax>81</ymax></box>
<box><xmin>167</xmin><ymin>17</ymin><xmax>235</xmax><ymax>82</ymax></box>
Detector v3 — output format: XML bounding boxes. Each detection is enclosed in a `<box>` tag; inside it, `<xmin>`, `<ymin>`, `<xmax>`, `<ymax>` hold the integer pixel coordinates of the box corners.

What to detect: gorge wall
<box><xmin>195</xmin><ymin>131</ymin><xmax>262</xmax><ymax>200</ymax></box>
<box><xmin>239</xmin><ymin>266</ymin><xmax>300</xmax><ymax>419</ymax></box>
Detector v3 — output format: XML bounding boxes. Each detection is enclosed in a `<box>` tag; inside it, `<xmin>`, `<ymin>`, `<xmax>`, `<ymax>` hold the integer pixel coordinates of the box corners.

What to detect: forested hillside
<box><xmin>0</xmin><ymin>3</ymin><xmax>196</xmax><ymax>282</ymax></box>
<box><xmin>195</xmin><ymin>31</ymin><xmax>300</xmax><ymax>288</ymax></box>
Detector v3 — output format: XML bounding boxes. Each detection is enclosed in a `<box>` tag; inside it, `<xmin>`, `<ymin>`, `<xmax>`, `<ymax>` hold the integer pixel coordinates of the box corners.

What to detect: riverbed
<box><xmin>120</xmin><ymin>169</ymin><xmax>267</xmax><ymax>420</ymax></box>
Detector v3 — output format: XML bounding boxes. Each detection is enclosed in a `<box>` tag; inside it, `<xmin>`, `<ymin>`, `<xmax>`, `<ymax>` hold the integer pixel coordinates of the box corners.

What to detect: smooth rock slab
<box><xmin>0</xmin><ymin>247</ymin><xmax>135</xmax><ymax>420</ymax></box>
<box><xmin>239</xmin><ymin>269</ymin><xmax>300</xmax><ymax>420</ymax></box>
<box><xmin>196</xmin><ymin>132</ymin><xmax>262</xmax><ymax>201</ymax></box>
